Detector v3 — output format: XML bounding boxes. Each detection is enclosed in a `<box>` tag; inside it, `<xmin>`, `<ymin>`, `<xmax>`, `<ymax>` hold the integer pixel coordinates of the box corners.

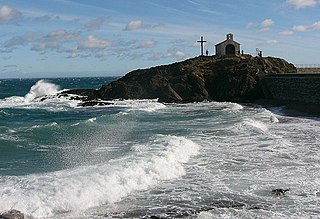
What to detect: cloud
<box><xmin>257</xmin><ymin>19</ymin><xmax>274</xmax><ymax>33</ymax></box>
<box><xmin>286</xmin><ymin>0</ymin><xmax>318</xmax><ymax>9</ymax></box>
<box><xmin>292</xmin><ymin>21</ymin><xmax>320</xmax><ymax>31</ymax></box>
<box><xmin>247</xmin><ymin>19</ymin><xmax>275</xmax><ymax>33</ymax></box>
<box><xmin>1</xmin><ymin>27</ymin><xmax>116</xmax><ymax>60</ymax></box>
<box><xmin>261</xmin><ymin>19</ymin><xmax>274</xmax><ymax>27</ymax></box>
<box><xmin>137</xmin><ymin>40</ymin><xmax>157</xmax><ymax>49</ymax></box>
<box><xmin>3</xmin><ymin>29</ymin><xmax>80</xmax><ymax>53</ymax></box>
<box><xmin>31</xmin><ymin>43</ymin><xmax>46</xmax><ymax>52</ymax></box>
<box><xmin>84</xmin><ymin>18</ymin><xmax>105</xmax><ymax>31</ymax></box>
<box><xmin>258</xmin><ymin>27</ymin><xmax>272</xmax><ymax>33</ymax></box>
<box><xmin>0</xmin><ymin>5</ymin><xmax>22</xmax><ymax>24</ymax></box>
<box><xmin>124</xmin><ymin>20</ymin><xmax>143</xmax><ymax>31</ymax></box>
<box><xmin>28</xmin><ymin>30</ymin><xmax>80</xmax><ymax>52</ymax></box>
<box><xmin>257</xmin><ymin>39</ymin><xmax>278</xmax><ymax>46</ymax></box>
<box><xmin>78</xmin><ymin>35</ymin><xmax>112</xmax><ymax>49</ymax></box>
<box><xmin>33</xmin><ymin>14</ymin><xmax>60</xmax><ymax>22</ymax></box>
<box><xmin>42</xmin><ymin>29</ymin><xmax>80</xmax><ymax>45</ymax></box>
<box><xmin>150</xmin><ymin>48</ymin><xmax>189</xmax><ymax>61</ymax></box>
<box><xmin>3</xmin><ymin>33</ymin><xmax>38</xmax><ymax>49</ymax></box>
<box><xmin>279</xmin><ymin>30</ymin><xmax>295</xmax><ymax>35</ymax></box>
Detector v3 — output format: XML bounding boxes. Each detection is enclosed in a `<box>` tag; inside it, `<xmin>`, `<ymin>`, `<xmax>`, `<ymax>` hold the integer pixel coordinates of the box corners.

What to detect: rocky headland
<box><xmin>63</xmin><ymin>55</ymin><xmax>296</xmax><ymax>105</ymax></box>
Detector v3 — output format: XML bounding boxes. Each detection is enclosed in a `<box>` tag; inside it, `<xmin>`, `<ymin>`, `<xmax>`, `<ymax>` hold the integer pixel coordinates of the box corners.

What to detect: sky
<box><xmin>0</xmin><ymin>0</ymin><xmax>320</xmax><ymax>78</ymax></box>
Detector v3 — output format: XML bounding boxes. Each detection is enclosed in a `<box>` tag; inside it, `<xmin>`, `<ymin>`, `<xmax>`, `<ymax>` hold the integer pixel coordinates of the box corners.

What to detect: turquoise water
<box><xmin>0</xmin><ymin>78</ymin><xmax>319</xmax><ymax>218</ymax></box>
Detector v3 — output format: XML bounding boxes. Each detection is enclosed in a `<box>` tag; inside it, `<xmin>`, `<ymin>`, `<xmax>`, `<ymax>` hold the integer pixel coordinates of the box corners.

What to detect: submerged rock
<box><xmin>63</xmin><ymin>55</ymin><xmax>296</xmax><ymax>104</ymax></box>
<box><xmin>0</xmin><ymin>209</ymin><xmax>24</xmax><ymax>219</ymax></box>
<box><xmin>272</xmin><ymin>189</ymin><xmax>290</xmax><ymax>196</ymax></box>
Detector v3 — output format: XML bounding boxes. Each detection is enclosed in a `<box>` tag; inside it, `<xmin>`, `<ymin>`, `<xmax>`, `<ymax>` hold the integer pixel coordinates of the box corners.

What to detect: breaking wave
<box><xmin>0</xmin><ymin>135</ymin><xmax>200</xmax><ymax>218</ymax></box>
<box><xmin>24</xmin><ymin>80</ymin><xmax>60</xmax><ymax>102</ymax></box>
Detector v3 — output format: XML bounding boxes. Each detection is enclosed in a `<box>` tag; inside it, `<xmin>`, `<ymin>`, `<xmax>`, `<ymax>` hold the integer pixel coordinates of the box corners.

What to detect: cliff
<box><xmin>64</xmin><ymin>55</ymin><xmax>296</xmax><ymax>104</ymax></box>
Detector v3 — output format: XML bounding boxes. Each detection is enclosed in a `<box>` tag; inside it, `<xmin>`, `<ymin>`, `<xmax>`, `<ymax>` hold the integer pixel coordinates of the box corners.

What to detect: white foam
<box><xmin>0</xmin><ymin>80</ymin><xmax>79</xmax><ymax>111</ymax></box>
<box><xmin>0</xmin><ymin>135</ymin><xmax>200</xmax><ymax>218</ymax></box>
<box><xmin>110</xmin><ymin>99</ymin><xmax>166</xmax><ymax>112</ymax></box>
<box><xmin>31</xmin><ymin>122</ymin><xmax>59</xmax><ymax>129</ymax></box>
<box><xmin>87</xmin><ymin>117</ymin><xmax>97</xmax><ymax>123</ymax></box>
<box><xmin>243</xmin><ymin>118</ymin><xmax>268</xmax><ymax>133</ymax></box>
<box><xmin>270</xmin><ymin>115</ymin><xmax>279</xmax><ymax>123</ymax></box>
<box><xmin>24</xmin><ymin>80</ymin><xmax>60</xmax><ymax>102</ymax></box>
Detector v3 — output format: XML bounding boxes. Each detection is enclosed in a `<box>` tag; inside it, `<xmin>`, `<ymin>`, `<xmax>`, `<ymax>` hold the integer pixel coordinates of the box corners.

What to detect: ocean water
<box><xmin>0</xmin><ymin>78</ymin><xmax>319</xmax><ymax>219</ymax></box>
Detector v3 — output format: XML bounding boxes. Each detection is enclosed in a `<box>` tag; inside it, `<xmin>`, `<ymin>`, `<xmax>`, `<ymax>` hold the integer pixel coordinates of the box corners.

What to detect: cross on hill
<box><xmin>197</xmin><ymin>36</ymin><xmax>207</xmax><ymax>56</ymax></box>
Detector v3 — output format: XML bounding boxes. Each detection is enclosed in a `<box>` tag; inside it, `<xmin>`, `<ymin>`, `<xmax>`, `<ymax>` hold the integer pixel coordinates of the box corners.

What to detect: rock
<box><xmin>272</xmin><ymin>188</ymin><xmax>290</xmax><ymax>196</ymax></box>
<box><xmin>63</xmin><ymin>55</ymin><xmax>296</xmax><ymax>104</ymax></box>
<box><xmin>0</xmin><ymin>209</ymin><xmax>24</xmax><ymax>219</ymax></box>
<box><xmin>79</xmin><ymin>101</ymin><xmax>113</xmax><ymax>107</ymax></box>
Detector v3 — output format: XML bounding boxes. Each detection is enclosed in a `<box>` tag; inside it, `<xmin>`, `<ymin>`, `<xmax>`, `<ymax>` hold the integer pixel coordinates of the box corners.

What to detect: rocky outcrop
<box><xmin>63</xmin><ymin>55</ymin><xmax>296</xmax><ymax>104</ymax></box>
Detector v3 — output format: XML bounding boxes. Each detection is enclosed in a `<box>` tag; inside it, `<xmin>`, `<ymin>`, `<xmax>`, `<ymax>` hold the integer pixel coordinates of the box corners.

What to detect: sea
<box><xmin>0</xmin><ymin>77</ymin><xmax>319</xmax><ymax>219</ymax></box>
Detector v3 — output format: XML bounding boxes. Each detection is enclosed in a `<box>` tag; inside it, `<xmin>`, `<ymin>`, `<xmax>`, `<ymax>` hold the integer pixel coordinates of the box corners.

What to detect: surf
<box><xmin>0</xmin><ymin>135</ymin><xmax>200</xmax><ymax>218</ymax></box>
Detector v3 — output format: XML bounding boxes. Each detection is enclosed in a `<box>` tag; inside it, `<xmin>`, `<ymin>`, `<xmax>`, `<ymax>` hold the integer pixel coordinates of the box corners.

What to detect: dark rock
<box><xmin>60</xmin><ymin>89</ymin><xmax>99</xmax><ymax>101</ymax></box>
<box><xmin>272</xmin><ymin>188</ymin><xmax>290</xmax><ymax>196</ymax></box>
<box><xmin>0</xmin><ymin>209</ymin><xmax>24</xmax><ymax>219</ymax></box>
<box><xmin>63</xmin><ymin>55</ymin><xmax>296</xmax><ymax>104</ymax></box>
<box><xmin>79</xmin><ymin>101</ymin><xmax>113</xmax><ymax>107</ymax></box>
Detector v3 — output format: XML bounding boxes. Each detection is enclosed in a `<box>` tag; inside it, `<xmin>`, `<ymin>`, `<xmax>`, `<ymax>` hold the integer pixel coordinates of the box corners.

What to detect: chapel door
<box><xmin>226</xmin><ymin>44</ymin><xmax>235</xmax><ymax>55</ymax></box>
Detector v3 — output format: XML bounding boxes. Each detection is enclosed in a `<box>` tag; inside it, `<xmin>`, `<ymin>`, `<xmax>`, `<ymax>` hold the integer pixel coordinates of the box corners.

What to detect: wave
<box><xmin>24</xmin><ymin>80</ymin><xmax>60</xmax><ymax>102</ymax></box>
<box><xmin>0</xmin><ymin>135</ymin><xmax>200</xmax><ymax>218</ymax></box>
<box><xmin>108</xmin><ymin>99</ymin><xmax>166</xmax><ymax>112</ymax></box>
<box><xmin>0</xmin><ymin>80</ymin><xmax>79</xmax><ymax>110</ymax></box>
<box><xmin>243</xmin><ymin>118</ymin><xmax>269</xmax><ymax>133</ymax></box>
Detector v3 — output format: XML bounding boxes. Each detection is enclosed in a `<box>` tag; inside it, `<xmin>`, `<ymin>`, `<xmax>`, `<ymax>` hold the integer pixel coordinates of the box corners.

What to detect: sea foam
<box><xmin>24</xmin><ymin>80</ymin><xmax>60</xmax><ymax>102</ymax></box>
<box><xmin>0</xmin><ymin>135</ymin><xmax>200</xmax><ymax>218</ymax></box>
<box><xmin>0</xmin><ymin>80</ymin><xmax>79</xmax><ymax>110</ymax></box>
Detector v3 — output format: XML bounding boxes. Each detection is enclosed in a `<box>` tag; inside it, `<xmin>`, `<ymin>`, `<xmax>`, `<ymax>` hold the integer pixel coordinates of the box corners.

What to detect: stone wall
<box><xmin>297</xmin><ymin>68</ymin><xmax>320</xmax><ymax>74</ymax></box>
<box><xmin>262</xmin><ymin>74</ymin><xmax>320</xmax><ymax>105</ymax></box>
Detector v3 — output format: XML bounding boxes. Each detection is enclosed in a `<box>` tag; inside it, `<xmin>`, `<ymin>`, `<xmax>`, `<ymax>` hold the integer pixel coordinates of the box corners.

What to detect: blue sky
<box><xmin>0</xmin><ymin>0</ymin><xmax>320</xmax><ymax>78</ymax></box>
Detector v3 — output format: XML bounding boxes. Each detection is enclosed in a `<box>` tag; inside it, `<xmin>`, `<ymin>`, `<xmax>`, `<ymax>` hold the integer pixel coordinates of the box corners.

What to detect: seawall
<box><xmin>262</xmin><ymin>74</ymin><xmax>320</xmax><ymax>105</ymax></box>
<box><xmin>297</xmin><ymin>68</ymin><xmax>320</xmax><ymax>74</ymax></box>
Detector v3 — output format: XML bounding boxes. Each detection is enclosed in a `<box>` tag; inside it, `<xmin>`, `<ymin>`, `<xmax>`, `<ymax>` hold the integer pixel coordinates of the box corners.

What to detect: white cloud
<box><xmin>0</xmin><ymin>5</ymin><xmax>22</xmax><ymax>24</ymax></box>
<box><xmin>78</xmin><ymin>35</ymin><xmax>112</xmax><ymax>49</ymax></box>
<box><xmin>286</xmin><ymin>0</ymin><xmax>318</xmax><ymax>9</ymax></box>
<box><xmin>250</xmin><ymin>19</ymin><xmax>275</xmax><ymax>33</ymax></box>
<box><xmin>124</xmin><ymin>20</ymin><xmax>143</xmax><ymax>31</ymax></box>
<box><xmin>258</xmin><ymin>19</ymin><xmax>274</xmax><ymax>33</ymax></box>
<box><xmin>293</xmin><ymin>21</ymin><xmax>320</xmax><ymax>31</ymax></box>
<box><xmin>261</xmin><ymin>19</ymin><xmax>274</xmax><ymax>27</ymax></box>
<box><xmin>292</xmin><ymin>25</ymin><xmax>307</xmax><ymax>31</ymax></box>
<box><xmin>279</xmin><ymin>30</ymin><xmax>295</xmax><ymax>35</ymax></box>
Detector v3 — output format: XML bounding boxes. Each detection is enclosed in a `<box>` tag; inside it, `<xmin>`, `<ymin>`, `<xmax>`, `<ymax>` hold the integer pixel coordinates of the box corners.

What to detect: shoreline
<box><xmin>253</xmin><ymin>99</ymin><xmax>320</xmax><ymax>117</ymax></box>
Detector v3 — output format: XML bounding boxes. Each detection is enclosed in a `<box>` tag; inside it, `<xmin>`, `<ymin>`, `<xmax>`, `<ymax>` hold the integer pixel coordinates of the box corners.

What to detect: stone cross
<box><xmin>197</xmin><ymin>36</ymin><xmax>207</xmax><ymax>56</ymax></box>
